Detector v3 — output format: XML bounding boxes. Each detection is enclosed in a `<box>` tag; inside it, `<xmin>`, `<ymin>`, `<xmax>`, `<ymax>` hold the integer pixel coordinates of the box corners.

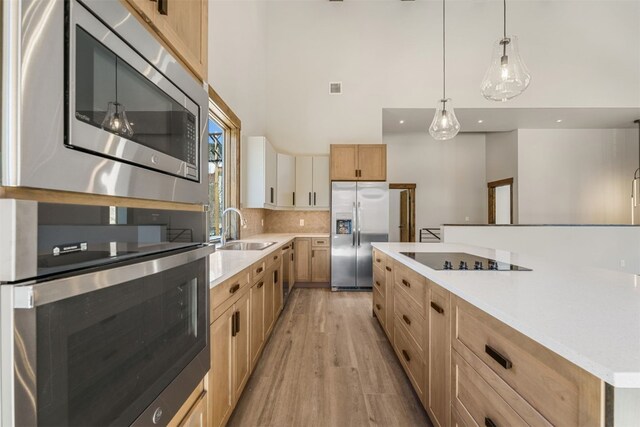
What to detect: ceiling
<box><xmin>382</xmin><ymin>108</ymin><xmax>640</xmax><ymax>135</ymax></box>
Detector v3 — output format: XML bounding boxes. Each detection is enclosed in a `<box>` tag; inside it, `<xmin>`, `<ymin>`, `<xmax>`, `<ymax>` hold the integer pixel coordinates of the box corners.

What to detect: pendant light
<box><xmin>480</xmin><ymin>0</ymin><xmax>531</xmax><ymax>101</ymax></box>
<box><xmin>102</xmin><ymin>57</ymin><xmax>134</xmax><ymax>138</ymax></box>
<box><xmin>429</xmin><ymin>0</ymin><xmax>460</xmax><ymax>140</ymax></box>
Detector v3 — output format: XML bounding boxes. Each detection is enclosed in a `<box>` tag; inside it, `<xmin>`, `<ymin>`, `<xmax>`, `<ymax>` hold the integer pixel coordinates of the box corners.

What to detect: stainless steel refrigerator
<box><xmin>331</xmin><ymin>182</ymin><xmax>389</xmax><ymax>291</ymax></box>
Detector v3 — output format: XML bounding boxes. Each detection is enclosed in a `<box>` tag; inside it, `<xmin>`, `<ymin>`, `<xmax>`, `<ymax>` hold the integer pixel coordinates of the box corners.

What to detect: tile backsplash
<box><xmin>240</xmin><ymin>208</ymin><xmax>266</xmax><ymax>238</ymax></box>
<box><xmin>264</xmin><ymin>210</ymin><xmax>330</xmax><ymax>234</ymax></box>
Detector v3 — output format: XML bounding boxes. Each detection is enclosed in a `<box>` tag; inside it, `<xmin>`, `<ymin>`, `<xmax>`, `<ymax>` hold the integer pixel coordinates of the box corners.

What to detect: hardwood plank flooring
<box><xmin>227</xmin><ymin>288</ymin><xmax>432</xmax><ymax>427</ymax></box>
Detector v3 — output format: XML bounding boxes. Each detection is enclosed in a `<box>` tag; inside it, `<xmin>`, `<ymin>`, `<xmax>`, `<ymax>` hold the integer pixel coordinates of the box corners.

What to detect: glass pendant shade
<box><xmin>429</xmin><ymin>98</ymin><xmax>460</xmax><ymax>140</ymax></box>
<box><xmin>481</xmin><ymin>35</ymin><xmax>531</xmax><ymax>101</ymax></box>
<box><xmin>101</xmin><ymin>102</ymin><xmax>134</xmax><ymax>137</ymax></box>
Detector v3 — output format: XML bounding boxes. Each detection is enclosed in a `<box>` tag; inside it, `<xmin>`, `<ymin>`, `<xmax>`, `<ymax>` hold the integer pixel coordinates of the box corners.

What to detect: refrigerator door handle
<box><xmin>357</xmin><ymin>201</ymin><xmax>362</xmax><ymax>246</ymax></box>
<box><xmin>352</xmin><ymin>202</ymin><xmax>357</xmax><ymax>246</ymax></box>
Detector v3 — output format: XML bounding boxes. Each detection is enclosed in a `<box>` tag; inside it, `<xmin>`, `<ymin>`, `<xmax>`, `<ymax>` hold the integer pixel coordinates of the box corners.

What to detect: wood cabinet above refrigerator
<box><xmin>330</xmin><ymin>144</ymin><xmax>387</xmax><ymax>181</ymax></box>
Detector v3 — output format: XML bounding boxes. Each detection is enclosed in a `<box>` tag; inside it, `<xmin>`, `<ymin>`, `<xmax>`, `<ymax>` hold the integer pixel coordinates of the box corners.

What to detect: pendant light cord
<box><xmin>503</xmin><ymin>0</ymin><xmax>507</xmax><ymax>39</ymax></box>
<box><xmin>442</xmin><ymin>0</ymin><xmax>446</xmax><ymax>100</ymax></box>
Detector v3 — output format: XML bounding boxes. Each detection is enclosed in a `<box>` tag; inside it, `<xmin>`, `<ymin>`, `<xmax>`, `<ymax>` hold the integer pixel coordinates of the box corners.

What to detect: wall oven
<box><xmin>0</xmin><ymin>200</ymin><xmax>213</xmax><ymax>426</ymax></box>
<box><xmin>1</xmin><ymin>0</ymin><xmax>208</xmax><ymax>204</ymax></box>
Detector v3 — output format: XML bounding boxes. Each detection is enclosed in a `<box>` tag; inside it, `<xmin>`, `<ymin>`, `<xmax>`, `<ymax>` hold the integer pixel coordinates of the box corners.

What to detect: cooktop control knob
<box><xmin>443</xmin><ymin>261</ymin><xmax>453</xmax><ymax>270</ymax></box>
<box><xmin>459</xmin><ymin>261</ymin><xmax>468</xmax><ymax>270</ymax></box>
<box><xmin>488</xmin><ymin>260</ymin><xmax>498</xmax><ymax>270</ymax></box>
<box><xmin>474</xmin><ymin>261</ymin><xmax>483</xmax><ymax>270</ymax></box>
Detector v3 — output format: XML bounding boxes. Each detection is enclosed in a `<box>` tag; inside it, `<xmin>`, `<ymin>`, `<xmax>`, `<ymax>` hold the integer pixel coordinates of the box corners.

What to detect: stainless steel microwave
<box><xmin>1</xmin><ymin>0</ymin><xmax>209</xmax><ymax>204</ymax></box>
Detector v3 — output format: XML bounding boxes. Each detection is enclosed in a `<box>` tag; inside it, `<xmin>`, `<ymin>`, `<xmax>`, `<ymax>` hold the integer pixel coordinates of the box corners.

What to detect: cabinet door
<box><xmin>273</xmin><ymin>265</ymin><xmax>283</xmax><ymax>314</ymax></box>
<box><xmin>264</xmin><ymin>140</ymin><xmax>278</xmax><ymax>207</ymax></box>
<box><xmin>210</xmin><ymin>307</ymin><xmax>234</xmax><ymax>427</ymax></box>
<box><xmin>289</xmin><ymin>249</ymin><xmax>296</xmax><ymax>288</ymax></box>
<box><xmin>277</xmin><ymin>153</ymin><xmax>296</xmax><ymax>208</ymax></box>
<box><xmin>294</xmin><ymin>238</ymin><xmax>312</xmax><ymax>282</ymax></box>
<box><xmin>243</xmin><ymin>137</ymin><xmax>266</xmax><ymax>209</ymax></box>
<box><xmin>233</xmin><ymin>291</ymin><xmax>251</xmax><ymax>399</ymax></box>
<box><xmin>178</xmin><ymin>392</ymin><xmax>207</xmax><ymax>427</ymax></box>
<box><xmin>427</xmin><ymin>285</ymin><xmax>451</xmax><ymax>427</ymax></box>
<box><xmin>357</xmin><ymin>145</ymin><xmax>387</xmax><ymax>181</ymax></box>
<box><xmin>263</xmin><ymin>267</ymin><xmax>275</xmax><ymax>336</ymax></box>
<box><xmin>384</xmin><ymin>263</ymin><xmax>395</xmax><ymax>340</ymax></box>
<box><xmin>311</xmin><ymin>247</ymin><xmax>330</xmax><ymax>282</ymax></box>
<box><xmin>312</xmin><ymin>156</ymin><xmax>330</xmax><ymax>208</ymax></box>
<box><xmin>250</xmin><ymin>280</ymin><xmax>265</xmax><ymax>367</ymax></box>
<box><xmin>295</xmin><ymin>156</ymin><xmax>313</xmax><ymax>208</ymax></box>
<box><xmin>330</xmin><ymin>145</ymin><xmax>358</xmax><ymax>181</ymax></box>
<box><xmin>152</xmin><ymin>0</ymin><xmax>207</xmax><ymax>80</ymax></box>
<box><xmin>122</xmin><ymin>0</ymin><xmax>155</xmax><ymax>22</ymax></box>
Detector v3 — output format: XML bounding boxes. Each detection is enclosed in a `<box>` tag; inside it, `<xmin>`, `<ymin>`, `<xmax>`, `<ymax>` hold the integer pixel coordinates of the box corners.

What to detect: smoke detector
<box><xmin>329</xmin><ymin>82</ymin><xmax>342</xmax><ymax>95</ymax></box>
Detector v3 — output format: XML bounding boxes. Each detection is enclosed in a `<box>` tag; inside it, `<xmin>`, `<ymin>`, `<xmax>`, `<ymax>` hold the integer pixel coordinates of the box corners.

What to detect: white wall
<box><xmin>385</xmin><ymin>132</ymin><xmax>487</xmax><ymax>234</ymax></box>
<box><xmin>208</xmin><ymin>0</ymin><xmax>267</xmax><ymax>136</ymax></box>
<box><xmin>517</xmin><ymin>128</ymin><xmax>639</xmax><ymax>224</ymax></box>
<box><xmin>263</xmin><ymin>0</ymin><xmax>640</xmax><ymax>153</ymax></box>
<box><xmin>442</xmin><ymin>225</ymin><xmax>640</xmax><ymax>275</ymax></box>
<box><xmin>486</xmin><ymin>130</ymin><xmax>519</xmax><ymax>222</ymax></box>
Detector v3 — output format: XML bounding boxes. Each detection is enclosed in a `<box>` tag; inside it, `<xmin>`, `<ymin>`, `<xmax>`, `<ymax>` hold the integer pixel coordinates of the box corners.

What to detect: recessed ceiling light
<box><xmin>477</xmin><ymin>120</ymin><xmax>484</xmax><ymax>124</ymax></box>
<box><xmin>556</xmin><ymin>119</ymin><xmax>563</xmax><ymax>123</ymax></box>
<box><xmin>399</xmin><ymin>120</ymin><xmax>405</xmax><ymax>124</ymax></box>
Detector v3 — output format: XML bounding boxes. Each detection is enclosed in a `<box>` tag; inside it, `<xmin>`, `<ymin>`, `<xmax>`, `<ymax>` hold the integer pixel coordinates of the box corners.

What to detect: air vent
<box><xmin>329</xmin><ymin>82</ymin><xmax>342</xmax><ymax>95</ymax></box>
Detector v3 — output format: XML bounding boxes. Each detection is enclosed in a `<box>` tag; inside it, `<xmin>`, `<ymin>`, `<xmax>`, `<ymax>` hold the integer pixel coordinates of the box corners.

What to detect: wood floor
<box><xmin>227</xmin><ymin>288</ymin><xmax>432</xmax><ymax>427</ymax></box>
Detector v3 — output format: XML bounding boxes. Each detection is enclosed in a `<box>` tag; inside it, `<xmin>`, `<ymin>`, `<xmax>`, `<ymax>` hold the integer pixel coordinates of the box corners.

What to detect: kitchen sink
<box><xmin>217</xmin><ymin>241</ymin><xmax>277</xmax><ymax>251</ymax></box>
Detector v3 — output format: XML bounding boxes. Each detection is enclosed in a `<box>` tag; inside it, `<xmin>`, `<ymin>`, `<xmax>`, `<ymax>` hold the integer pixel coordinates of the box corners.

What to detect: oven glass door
<box><xmin>68</xmin><ymin>0</ymin><xmax>199</xmax><ymax>180</ymax></box>
<box><xmin>35</xmin><ymin>258</ymin><xmax>206</xmax><ymax>426</ymax></box>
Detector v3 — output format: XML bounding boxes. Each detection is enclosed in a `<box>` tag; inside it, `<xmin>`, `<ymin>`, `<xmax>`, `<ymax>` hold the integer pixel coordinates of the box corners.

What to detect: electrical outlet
<box><xmin>299</xmin><ymin>219</ymin><xmax>305</xmax><ymax>226</ymax></box>
<box><xmin>621</xmin><ymin>259</ymin><xmax>627</xmax><ymax>268</ymax></box>
<box><xmin>465</xmin><ymin>216</ymin><xmax>470</xmax><ymax>222</ymax></box>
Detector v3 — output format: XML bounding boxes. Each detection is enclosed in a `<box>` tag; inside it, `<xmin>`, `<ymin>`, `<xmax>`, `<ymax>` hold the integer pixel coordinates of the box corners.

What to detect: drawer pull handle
<box><xmin>256</xmin><ymin>267</ymin><xmax>264</xmax><ymax>274</ymax></box>
<box><xmin>375</xmin><ymin>281</ymin><xmax>381</xmax><ymax>287</ymax></box>
<box><xmin>484</xmin><ymin>417</ymin><xmax>497</xmax><ymax>427</ymax></box>
<box><xmin>402</xmin><ymin>279</ymin><xmax>410</xmax><ymax>288</ymax></box>
<box><xmin>401</xmin><ymin>349</ymin><xmax>411</xmax><ymax>362</ymax></box>
<box><xmin>376</xmin><ymin>258</ymin><xmax>381</xmax><ymax>262</ymax></box>
<box><xmin>229</xmin><ymin>284</ymin><xmax>240</xmax><ymax>294</ymax></box>
<box><xmin>257</xmin><ymin>281</ymin><xmax>264</xmax><ymax>289</ymax></box>
<box><xmin>386</xmin><ymin>266</ymin><xmax>392</xmax><ymax>272</ymax></box>
<box><xmin>317</xmin><ymin>240</ymin><xmax>325</xmax><ymax>244</ymax></box>
<box><xmin>376</xmin><ymin>304</ymin><xmax>381</xmax><ymax>310</ymax></box>
<box><xmin>402</xmin><ymin>314</ymin><xmax>411</xmax><ymax>325</ymax></box>
<box><xmin>430</xmin><ymin>301</ymin><xmax>444</xmax><ymax>314</ymax></box>
<box><xmin>485</xmin><ymin>345</ymin><xmax>513</xmax><ymax>370</ymax></box>
<box><xmin>274</xmin><ymin>255</ymin><xmax>278</xmax><ymax>260</ymax></box>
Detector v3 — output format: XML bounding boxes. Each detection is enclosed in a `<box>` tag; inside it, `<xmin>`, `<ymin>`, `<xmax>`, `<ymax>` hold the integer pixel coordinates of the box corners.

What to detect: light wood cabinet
<box><xmin>122</xmin><ymin>0</ymin><xmax>207</xmax><ymax>80</ymax></box>
<box><xmin>233</xmin><ymin>291</ymin><xmax>251</xmax><ymax>398</ymax></box>
<box><xmin>264</xmin><ymin>266</ymin><xmax>275</xmax><ymax>336</ymax></box>
<box><xmin>330</xmin><ymin>144</ymin><xmax>387</xmax><ymax>181</ymax></box>
<box><xmin>210</xmin><ymin>306</ymin><xmax>233</xmax><ymax>427</ymax></box>
<box><xmin>277</xmin><ymin>153</ymin><xmax>296</xmax><ymax>208</ymax></box>
<box><xmin>244</xmin><ymin>137</ymin><xmax>277</xmax><ymax>209</ymax></box>
<box><xmin>273</xmin><ymin>264</ymin><xmax>283</xmax><ymax>315</ymax></box>
<box><xmin>426</xmin><ymin>283</ymin><xmax>450</xmax><ymax>427</ymax></box>
<box><xmin>295</xmin><ymin>156</ymin><xmax>330</xmax><ymax>209</ymax></box>
<box><xmin>295</xmin><ymin>238</ymin><xmax>312</xmax><ymax>282</ymax></box>
<box><xmin>311</xmin><ymin>247</ymin><xmax>330</xmax><ymax>282</ymax></box>
<box><xmin>250</xmin><ymin>278</ymin><xmax>265</xmax><ymax>368</ymax></box>
<box><xmin>178</xmin><ymin>391</ymin><xmax>207</xmax><ymax>427</ymax></box>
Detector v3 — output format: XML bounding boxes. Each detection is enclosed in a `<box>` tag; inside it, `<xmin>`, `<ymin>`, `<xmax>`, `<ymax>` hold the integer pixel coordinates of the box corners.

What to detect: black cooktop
<box><xmin>400</xmin><ymin>252</ymin><xmax>532</xmax><ymax>271</ymax></box>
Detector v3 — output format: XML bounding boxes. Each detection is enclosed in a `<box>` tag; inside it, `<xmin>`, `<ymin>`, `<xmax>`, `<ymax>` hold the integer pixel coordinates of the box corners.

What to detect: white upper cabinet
<box><xmin>277</xmin><ymin>153</ymin><xmax>296</xmax><ymax>208</ymax></box>
<box><xmin>244</xmin><ymin>136</ymin><xmax>277</xmax><ymax>209</ymax></box>
<box><xmin>295</xmin><ymin>156</ymin><xmax>329</xmax><ymax>209</ymax></box>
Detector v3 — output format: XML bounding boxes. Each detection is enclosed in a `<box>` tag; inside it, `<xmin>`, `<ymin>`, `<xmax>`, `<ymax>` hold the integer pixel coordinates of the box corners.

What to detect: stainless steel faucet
<box><xmin>221</xmin><ymin>207</ymin><xmax>247</xmax><ymax>245</ymax></box>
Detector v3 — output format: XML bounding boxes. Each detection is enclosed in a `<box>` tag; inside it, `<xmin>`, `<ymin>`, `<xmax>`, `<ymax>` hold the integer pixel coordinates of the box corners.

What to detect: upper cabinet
<box><xmin>295</xmin><ymin>156</ymin><xmax>329</xmax><ymax>209</ymax></box>
<box><xmin>244</xmin><ymin>137</ymin><xmax>278</xmax><ymax>209</ymax></box>
<box><xmin>277</xmin><ymin>154</ymin><xmax>296</xmax><ymax>208</ymax></box>
<box><xmin>122</xmin><ymin>0</ymin><xmax>208</xmax><ymax>81</ymax></box>
<box><xmin>330</xmin><ymin>144</ymin><xmax>387</xmax><ymax>181</ymax></box>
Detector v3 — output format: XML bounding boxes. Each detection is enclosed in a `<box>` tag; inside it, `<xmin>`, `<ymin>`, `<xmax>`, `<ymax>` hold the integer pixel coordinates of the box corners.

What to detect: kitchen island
<box><xmin>372</xmin><ymin>242</ymin><xmax>640</xmax><ymax>427</ymax></box>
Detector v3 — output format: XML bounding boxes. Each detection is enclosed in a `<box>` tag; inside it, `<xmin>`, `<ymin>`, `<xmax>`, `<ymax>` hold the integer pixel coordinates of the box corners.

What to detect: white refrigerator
<box><xmin>331</xmin><ymin>182</ymin><xmax>389</xmax><ymax>291</ymax></box>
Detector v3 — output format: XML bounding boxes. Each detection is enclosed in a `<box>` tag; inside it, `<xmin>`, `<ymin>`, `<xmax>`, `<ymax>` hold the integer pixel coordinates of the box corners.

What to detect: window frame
<box><xmin>207</xmin><ymin>86</ymin><xmax>241</xmax><ymax>242</ymax></box>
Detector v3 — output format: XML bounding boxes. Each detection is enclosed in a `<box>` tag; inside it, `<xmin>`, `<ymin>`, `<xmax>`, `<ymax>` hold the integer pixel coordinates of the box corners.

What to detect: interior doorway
<box><xmin>389</xmin><ymin>183</ymin><xmax>416</xmax><ymax>242</ymax></box>
<box><xmin>488</xmin><ymin>178</ymin><xmax>513</xmax><ymax>224</ymax></box>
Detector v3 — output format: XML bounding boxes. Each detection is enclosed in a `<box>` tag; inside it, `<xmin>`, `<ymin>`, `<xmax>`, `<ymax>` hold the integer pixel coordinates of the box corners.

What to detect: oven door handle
<box><xmin>13</xmin><ymin>245</ymin><xmax>215</xmax><ymax>308</ymax></box>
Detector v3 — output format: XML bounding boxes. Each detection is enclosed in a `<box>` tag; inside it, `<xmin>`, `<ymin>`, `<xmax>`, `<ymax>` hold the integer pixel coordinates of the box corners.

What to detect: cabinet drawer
<box><xmin>311</xmin><ymin>237</ymin><xmax>329</xmax><ymax>247</ymax></box>
<box><xmin>251</xmin><ymin>260</ymin><xmax>267</xmax><ymax>280</ymax></box>
<box><xmin>266</xmin><ymin>252</ymin><xmax>281</xmax><ymax>269</ymax></box>
<box><xmin>394</xmin><ymin>262</ymin><xmax>427</xmax><ymax>311</ymax></box>
<box><xmin>452</xmin><ymin>350</ymin><xmax>530</xmax><ymax>427</ymax></box>
<box><xmin>453</xmin><ymin>297</ymin><xmax>602</xmax><ymax>426</ymax></box>
<box><xmin>373</xmin><ymin>286</ymin><xmax>385</xmax><ymax>329</ymax></box>
<box><xmin>373</xmin><ymin>266</ymin><xmax>386</xmax><ymax>295</ymax></box>
<box><xmin>373</xmin><ymin>249</ymin><xmax>386</xmax><ymax>270</ymax></box>
<box><xmin>394</xmin><ymin>289</ymin><xmax>425</xmax><ymax>356</ymax></box>
<box><xmin>394</xmin><ymin>321</ymin><xmax>425</xmax><ymax>398</ymax></box>
<box><xmin>211</xmin><ymin>270</ymin><xmax>250</xmax><ymax>313</ymax></box>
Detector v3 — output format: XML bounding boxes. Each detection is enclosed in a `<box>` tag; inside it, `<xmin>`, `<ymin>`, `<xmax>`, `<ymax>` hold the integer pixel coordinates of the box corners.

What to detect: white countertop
<box><xmin>372</xmin><ymin>242</ymin><xmax>640</xmax><ymax>388</ymax></box>
<box><xmin>209</xmin><ymin>233</ymin><xmax>329</xmax><ymax>289</ymax></box>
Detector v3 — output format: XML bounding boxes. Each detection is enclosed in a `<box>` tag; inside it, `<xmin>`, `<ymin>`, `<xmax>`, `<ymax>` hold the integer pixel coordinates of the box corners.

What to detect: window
<box><xmin>207</xmin><ymin>87</ymin><xmax>241</xmax><ymax>242</ymax></box>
